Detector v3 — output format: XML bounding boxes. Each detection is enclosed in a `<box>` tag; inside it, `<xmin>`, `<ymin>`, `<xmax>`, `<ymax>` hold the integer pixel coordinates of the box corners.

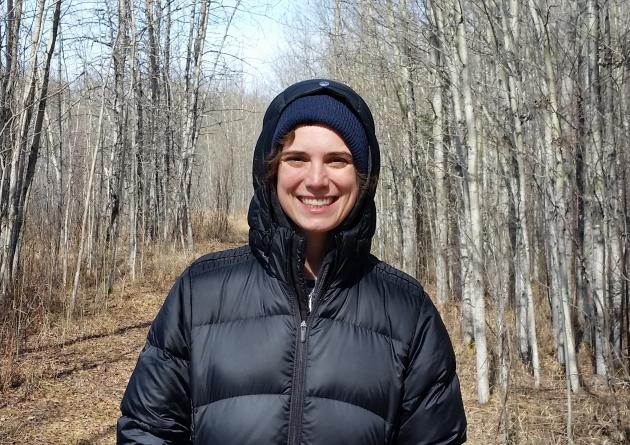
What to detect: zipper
<box><xmin>300</xmin><ymin>320</ymin><xmax>307</xmax><ymax>342</ymax></box>
<box><xmin>287</xmin><ymin>264</ymin><xmax>330</xmax><ymax>445</ymax></box>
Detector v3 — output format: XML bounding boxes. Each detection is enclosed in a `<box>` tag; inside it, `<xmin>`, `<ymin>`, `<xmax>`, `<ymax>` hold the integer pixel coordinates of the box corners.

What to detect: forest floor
<box><xmin>0</xmin><ymin>224</ymin><xmax>629</xmax><ymax>444</ymax></box>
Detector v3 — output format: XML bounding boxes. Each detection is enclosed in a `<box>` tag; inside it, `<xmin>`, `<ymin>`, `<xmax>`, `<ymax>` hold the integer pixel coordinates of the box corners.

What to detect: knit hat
<box><xmin>271</xmin><ymin>94</ymin><xmax>369</xmax><ymax>174</ymax></box>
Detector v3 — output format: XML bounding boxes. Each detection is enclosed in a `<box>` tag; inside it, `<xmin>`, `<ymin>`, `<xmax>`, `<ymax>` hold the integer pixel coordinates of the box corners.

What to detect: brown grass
<box><xmin>434</xmin><ymin>289</ymin><xmax>630</xmax><ymax>445</ymax></box>
<box><xmin>0</xmin><ymin>215</ymin><xmax>246</xmax><ymax>444</ymax></box>
<box><xmin>0</xmin><ymin>220</ymin><xmax>628</xmax><ymax>444</ymax></box>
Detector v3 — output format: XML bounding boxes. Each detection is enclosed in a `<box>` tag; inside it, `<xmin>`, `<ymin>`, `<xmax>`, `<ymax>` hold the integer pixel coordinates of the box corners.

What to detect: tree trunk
<box><xmin>492</xmin><ymin>0</ymin><xmax>541</xmax><ymax>387</ymax></box>
<box><xmin>433</xmin><ymin>0</ymin><xmax>489</xmax><ymax>403</ymax></box>
<box><xmin>429</xmin><ymin>15</ymin><xmax>450</xmax><ymax>304</ymax></box>
<box><xmin>584</xmin><ymin>0</ymin><xmax>608</xmax><ymax>376</ymax></box>
<box><xmin>456</xmin><ymin>0</ymin><xmax>489</xmax><ymax>404</ymax></box>
<box><xmin>70</xmin><ymin>85</ymin><xmax>108</xmax><ymax>314</ymax></box>
<box><xmin>0</xmin><ymin>0</ymin><xmax>60</xmax><ymax>302</ymax></box>
<box><xmin>528</xmin><ymin>0</ymin><xmax>580</xmax><ymax>391</ymax></box>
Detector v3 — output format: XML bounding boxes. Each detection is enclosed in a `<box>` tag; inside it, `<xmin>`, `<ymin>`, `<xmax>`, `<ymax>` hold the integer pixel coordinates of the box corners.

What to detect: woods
<box><xmin>0</xmin><ymin>0</ymin><xmax>251</xmax><ymax>307</ymax></box>
<box><xmin>285</xmin><ymin>0</ymin><xmax>630</xmax><ymax>395</ymax></box>
<box><xmin>1</xmin><ymin>0</ymin><xmax>630</xmax><ymax>443</ymax></box>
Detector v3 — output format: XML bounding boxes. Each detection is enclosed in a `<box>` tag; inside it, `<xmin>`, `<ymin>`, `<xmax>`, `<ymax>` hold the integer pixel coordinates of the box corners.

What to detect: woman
<box><xmin>118</xmin><ymin>79</ymin><xmax>467</xmax><ymax>444</ymax></box>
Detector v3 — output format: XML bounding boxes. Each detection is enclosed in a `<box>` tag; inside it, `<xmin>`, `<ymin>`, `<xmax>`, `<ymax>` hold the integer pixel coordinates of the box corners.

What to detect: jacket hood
<box><xmin>247</xmin><ymin>79</ymin><xmax>380</xmax><ymax>289</ymax></box>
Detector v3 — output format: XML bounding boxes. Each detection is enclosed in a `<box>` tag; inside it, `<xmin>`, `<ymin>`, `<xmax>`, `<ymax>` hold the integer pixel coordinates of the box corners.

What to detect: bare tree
<box><xmin>0</xmin><ymin>0</ymin><xmax>61</xmax><ymax>302</ymax></box>
<box><xmin>482</xmin><ymin>0</ymin><xmax>540</xmax><ymax>387</ymax></box>
<box><xmin>431</xmin><ymin>0</ymin><xmax>490</xmax><ymax>403</ymax></box>
<box><xmin>528</xmin><ymin>0</ymin><xmax>580</xmax><ymax>392</ymax></box>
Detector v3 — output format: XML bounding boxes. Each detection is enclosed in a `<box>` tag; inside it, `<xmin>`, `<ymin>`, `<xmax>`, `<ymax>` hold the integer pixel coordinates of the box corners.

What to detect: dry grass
<box><xmin>0</xmin><ymin>232</ymin><xmax>246</xmax><ymax>444</ymax></box>
<box><xmin>435</xmin><ymin>292</ymin><xmax>630</xmax><ymax>445</ymax></box>
<box><xmin>0</xmin><ymin>220</ymin><xmax>628</xmax><ymax>444</ymax></box>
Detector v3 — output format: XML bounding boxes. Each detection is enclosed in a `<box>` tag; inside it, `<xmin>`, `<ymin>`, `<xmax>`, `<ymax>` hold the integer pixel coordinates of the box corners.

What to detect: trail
<box><xmin>0</xmin><ymin>285</ymin><xmax>166</xmax><ymax>445</ymax></box>
<box><xmin>0</xmin><ymin>238</ymin><xmax>243</xmax><ymax>445</ymax></box>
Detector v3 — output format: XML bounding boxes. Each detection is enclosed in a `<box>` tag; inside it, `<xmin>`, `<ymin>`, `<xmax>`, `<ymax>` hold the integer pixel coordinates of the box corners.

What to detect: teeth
<box><xmin>301</xmin><ymin>197</ymin><xmax>333</xmax><ymax>206</ymax></box>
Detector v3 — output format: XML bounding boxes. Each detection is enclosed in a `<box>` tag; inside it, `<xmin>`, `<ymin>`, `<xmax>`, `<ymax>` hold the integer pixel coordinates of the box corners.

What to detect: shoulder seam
<box><xmin>192</xmin><ymin>245</ymin><xmax>251</xmax><ymax>264</ymax></box>
<box><xmin>145</xmin><ymin>338</ymin><xmax>189</xmax><ymax>363</ymax></box>
<box><xmin>189</xmin><ymin>245</ymin><xmax>253</xmax><ymax>276</ymax></box>
<box><xmin>373</xmin><ymin>261</ymin><xmax>423</xmax><ymax>294</ymax></box>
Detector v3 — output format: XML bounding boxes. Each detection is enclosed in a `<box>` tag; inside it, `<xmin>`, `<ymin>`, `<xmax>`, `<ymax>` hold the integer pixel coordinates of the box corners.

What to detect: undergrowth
<box><xmin>0</xmin><ymin>212</ymin><xmax>246</xmax><ymax>395</ymax></box>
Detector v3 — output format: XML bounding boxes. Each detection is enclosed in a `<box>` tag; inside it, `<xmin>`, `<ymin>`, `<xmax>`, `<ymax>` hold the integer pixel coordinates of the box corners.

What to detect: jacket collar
<box><xmin>247</xmin><ymin>79</ymin><xmax>380</xmax><ymax>290</ymax></box>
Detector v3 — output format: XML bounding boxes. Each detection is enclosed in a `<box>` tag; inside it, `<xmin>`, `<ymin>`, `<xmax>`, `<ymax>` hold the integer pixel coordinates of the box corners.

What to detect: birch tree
<box><xmin>428</xmin><ymin>4</ymin><xmax>450</xmax><ymax>305</ymax></box>
<box><xmin>431</xmin><ymin>0</ymin><xmax>490</xmax><ymax>403</ymax></box>
<box><xmin>482</xmin><ymin>0</ymin><xmax>541</xmax><ymax>387</ymax></box>
<box><xmin>528</xmin><ymin>0</ymin><xmax>580</xmax><ymax>391</ymax></box>
<box><xmin>0</xmin><ymin>0</ymin><xmax>61</xmax><ymax>302</ymax></box>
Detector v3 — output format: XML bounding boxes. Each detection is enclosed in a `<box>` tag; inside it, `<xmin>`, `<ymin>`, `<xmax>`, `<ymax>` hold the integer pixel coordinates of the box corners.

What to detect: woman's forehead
<box><xmin>283</xmin><ymin>125</ymin><xmax>350</xmax><ymax>149</ymax></box>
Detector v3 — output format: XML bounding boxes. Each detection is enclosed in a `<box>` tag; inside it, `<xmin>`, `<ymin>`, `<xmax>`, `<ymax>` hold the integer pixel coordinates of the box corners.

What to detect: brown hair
<box><xmin>265</xmin><ymin>129</ymin><xmax>296</xmax><ymax>184</ymax></box>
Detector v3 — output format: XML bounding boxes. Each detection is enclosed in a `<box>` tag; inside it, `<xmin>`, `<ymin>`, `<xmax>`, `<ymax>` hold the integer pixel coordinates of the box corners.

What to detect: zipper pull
<box><xmin>300</xmin><ymin>320</ymin><xmax>307</xmax><ymax>342</ymax></box>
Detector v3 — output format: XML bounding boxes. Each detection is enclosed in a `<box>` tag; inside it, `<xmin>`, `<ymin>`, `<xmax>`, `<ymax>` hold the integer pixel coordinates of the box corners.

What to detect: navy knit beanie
<box><xmin>271</xmin><ymin>95</ymin><xmax>369</xmax><ymax>174</ymax></box>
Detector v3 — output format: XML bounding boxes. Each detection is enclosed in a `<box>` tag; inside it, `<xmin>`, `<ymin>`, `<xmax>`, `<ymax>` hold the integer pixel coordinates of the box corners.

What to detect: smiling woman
<box><xmin>118</xmin><ymin>79</ymin><xmax>467</xmax><ymax>445</ymax></box>
<box><xmin>276</xmin><ymin>127</ymin><xmax>358</xmax><ymax>223</ymax></box>
<box><xmin>275</xmin><ymin>125</ymin><xmax>359</xmax><ymax>278</ymax></box>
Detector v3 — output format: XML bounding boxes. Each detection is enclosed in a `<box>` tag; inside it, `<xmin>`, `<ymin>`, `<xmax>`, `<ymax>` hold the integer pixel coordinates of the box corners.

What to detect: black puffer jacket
<box><xmin>118</xmin><ymin>79</ymin><xmax>467</xmax><ymax>445</ymax></box>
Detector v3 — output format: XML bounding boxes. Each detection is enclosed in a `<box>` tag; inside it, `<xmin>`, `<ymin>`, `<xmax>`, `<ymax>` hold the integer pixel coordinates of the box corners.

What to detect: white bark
<box><xmin>432</xmin><ymin>1</ymin><xmax>474</xmax><ymax>344</ymax></box>
<box><xmin>529</xmin><ymin>0</ymin><xmax>580</xmax><ymax>391</ymax></box>
<box><xmin>387</xmin><ymin>0</ymin><xmax>418</xmax><ymax>278</ymax></box>
<box><xmin>497</xmin><ymin>0</ymin><xmax>540</xmax><ymax>387</ymax></box>
<box><xmin>433</xmin><ymin>0</ymin><xmax>489</xmax><ymax>403</ymax></box>
<box><xmin>584</xmin><ymin>0</ymin><xmax>608</xmax><ymax>376</ymax></box>
<box><xmin>0</xmin><ymin>0</ymin><xmax>44</xmax><ymax>299</ymax></box>
<box><xmin>0</xmin><ymin>0</ymin><xmax>61</xmax><ymax>300</ymax></box>
<box><xmin>70</xmin><ymin>82</ymin><xmax>108</xmax><ymax>314</ymax></box>
<box><xmin>429</xmin><ymin>8</ymin><xmax>450</xmax><ymax>304</ymax></box>
<box><xmin>401</xmin><ymin>175</ymin><xmax>416</xmax><ymax>277</ymax></box>
<box><xmin>128</xmin><ymin>2</ymin><xmax>141</xmax><ymax>281</ymax></box>
<box><xmin>456</xmin><ymin>0</ymin><xmax>489</xmax><ymax>404</ymax></box>
<box><xmin>602</xmin><ymin>2</ymin><xmax>623</xmax><ymax>361</ymax></box>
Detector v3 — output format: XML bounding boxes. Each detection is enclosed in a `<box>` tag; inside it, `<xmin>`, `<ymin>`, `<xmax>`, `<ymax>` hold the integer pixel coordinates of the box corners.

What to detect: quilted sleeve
<box><xmin>117</xmin><ymin>270</ymin><xmax>193</xmax><ymax>444</ymax></box>
<box><xmin>395</xmin><ymin>292</ymin><xmax>467</xmax><ymax>445</ymax></box>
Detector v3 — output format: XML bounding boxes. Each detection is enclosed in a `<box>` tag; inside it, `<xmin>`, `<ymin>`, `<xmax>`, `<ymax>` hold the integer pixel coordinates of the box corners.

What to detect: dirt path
<box><xmin>0</xmin><ymin>238</ymin><xmax>241</xmax><ymax>445</ymax></box>
<box><xmin>0</xmin><ymin>284</ymin><xmax>166</xmax><ymax>445</ymax></box>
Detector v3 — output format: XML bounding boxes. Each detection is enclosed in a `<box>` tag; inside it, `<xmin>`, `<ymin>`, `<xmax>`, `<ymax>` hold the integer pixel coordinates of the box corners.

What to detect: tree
<box><xmin>0</xmin><ymin>0</ymin><xmax>62</xmax><ymax>303</ymax></box>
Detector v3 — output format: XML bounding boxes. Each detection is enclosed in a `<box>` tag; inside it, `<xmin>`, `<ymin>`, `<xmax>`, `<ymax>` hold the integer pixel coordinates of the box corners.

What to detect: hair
<box><xmin>265</xmin><ymin>127</ymin><xmax>367</xmax><ymax>187</ymax></box>
<box><xmin>265</xmin><ymin>130</ymin><xmax>295</xmax><ymax>185</ymax></box>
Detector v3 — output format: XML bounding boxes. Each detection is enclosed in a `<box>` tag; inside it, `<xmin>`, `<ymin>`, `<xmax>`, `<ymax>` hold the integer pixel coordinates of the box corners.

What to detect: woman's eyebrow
<box><xmin>280</xmin><ymin>150</ymin><xmax>352</xmax><ymax>157</ymax></box>
<box><xmin>280</xmin><ymin>149</ymin><xmax>306</xmax><ymax>157</ymax></box>
<box><xmin>326</xmin><ymin>151</ymin><xmax>353</xmax><ymax>158</ymax></box>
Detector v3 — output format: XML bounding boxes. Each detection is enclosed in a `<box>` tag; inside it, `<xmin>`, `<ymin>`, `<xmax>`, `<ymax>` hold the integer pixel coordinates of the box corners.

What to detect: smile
<box><xmin>299</xmin><ymin>197</ymin><xmax>335</xmax><ymax>207</ymax></box>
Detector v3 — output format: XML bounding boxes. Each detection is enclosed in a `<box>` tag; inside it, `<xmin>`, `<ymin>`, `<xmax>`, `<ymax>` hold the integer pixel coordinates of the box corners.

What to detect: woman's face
<box><xmin>276</xmin><ymin>125</ymin><xmax>359</xmax><ymax>239</ymax></box>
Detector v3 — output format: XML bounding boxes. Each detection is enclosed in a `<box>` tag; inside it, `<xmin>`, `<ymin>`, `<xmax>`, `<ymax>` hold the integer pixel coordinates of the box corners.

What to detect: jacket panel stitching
<box><xmin>190</xmin><ymin>251</ymin><xmax>254</xmax><ymax>277</ymax></box>
<box><xmin>194</xmin><ymin>392</ymin><xmax>289</xmax><ymax>409</ymax></box>
<box><xmin>402</xmin><ymin>374</ymin><xmax>454</xmax><ymax>407</ymax></box>
<box><xmin>118</xmin><ymin>415</ymin><xmax>178</xmax><ymax>439</ymax></box>
<box><xmin>192</xmin><ymin>313</ymin><xmax>292</xmax><ymax>329</ymax></box>
<box><xmin>144</xmin><ymin>340</ymin><xmax>190</xmax><ymax>363</ymax></box>
<box><xmin>373</xmin><ymin>262</ymin><xmax>424</xmax><ymax>294</ymax></box>
<box><xmin>316</xmin><ymin>316</ymin><xmax>405</xmax><ymax>346</ymax></box>
<box><xmin>304</xmin><ymin>394</ymin><xmax>390</xmax><ymax>424</ymax></box>
<box><xmin>194</xmin><ymin>252</ymin><xmax>251</xmax><ymax>268</ymax></box>
<box><xmin>192</xmin><ymin>245</ymin><xmax>250</xmax><ymax>263</ymax></box>
<box><xmin>190</xmin><ymin>246</ymin><xmax>254</xmax><ymax>276</ymax></box>
<box><xmin>372</xmin><ymin>260</ymin><xmax>426</xmax><ymax>295</ymax></box>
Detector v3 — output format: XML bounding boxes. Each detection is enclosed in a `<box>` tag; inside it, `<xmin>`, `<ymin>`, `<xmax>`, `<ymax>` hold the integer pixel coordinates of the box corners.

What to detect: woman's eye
<box><xmin>282</xmin><ymin>157</ymin><xmax>306</xmax><ymax>167</ymax></box>
<box><xmin>328</xmin><ymin>158</ymin><xmax>352</xmax><ymax>168</ymax></box>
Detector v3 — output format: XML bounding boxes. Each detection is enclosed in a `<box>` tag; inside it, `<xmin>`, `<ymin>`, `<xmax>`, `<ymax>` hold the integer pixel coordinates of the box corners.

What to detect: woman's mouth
<box><xmin>299</xmin><ymin>197</ymin><xmax>335</xmax><ymax>207</ymax></box>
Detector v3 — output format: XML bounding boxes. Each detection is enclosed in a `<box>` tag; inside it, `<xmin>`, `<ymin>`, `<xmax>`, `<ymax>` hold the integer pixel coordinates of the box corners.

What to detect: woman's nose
<box><xmin>304</xmin><ymin>161</ymin><xmax>329</xmax><ymax>188</ymax></box>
